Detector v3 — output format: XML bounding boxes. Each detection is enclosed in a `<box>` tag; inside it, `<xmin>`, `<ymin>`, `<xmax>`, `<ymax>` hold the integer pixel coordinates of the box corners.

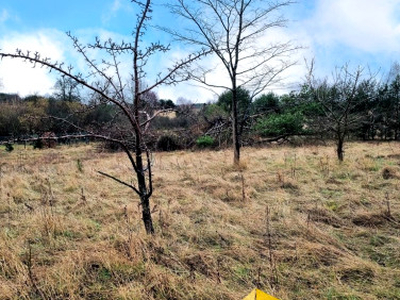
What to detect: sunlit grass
<box><xmin>0</xmin><ymin>141</ymin><xmax>399</xmax><ymax>299</ymax></box>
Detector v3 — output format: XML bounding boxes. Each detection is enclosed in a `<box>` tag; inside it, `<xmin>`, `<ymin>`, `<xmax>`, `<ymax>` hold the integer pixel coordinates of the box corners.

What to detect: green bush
<box><xmin>254</xmin><ymin>112</ymin><xmax>305</xmax><ymax>137</ymax></box>
<box><xmin>4</xmin><ymin>143</ymin><xmax>14</xmax><ymax>152</ymax></box>
<box><xmin>196</xmin><ymin>136</ymin><xmax>214</xmax><ymax>148</ymax></box>
<box><xmin>204</xmin><ymin>103</ymin><xmax>228</xmax><ymax>120</ymax></box>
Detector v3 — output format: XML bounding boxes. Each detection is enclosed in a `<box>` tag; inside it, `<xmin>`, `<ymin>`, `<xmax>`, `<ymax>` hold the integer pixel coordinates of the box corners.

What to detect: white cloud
<box><xmin>0</xmin><ymin>9</ymin><xmax>9</xmax><ymax>24</ymax></box>
<box><xmin>142</xmin><ymin>46</ymin><xmax>221</xmax><ymax>102</ymax></box>
<box><xmin>307</xmin><ymin>0</ymin><xmax>400</xmax><ymax>52</ymax></box>
<box><xmin>102</xmin><ymin>0</ymin><xmax>132</xmax><ymax>25</ymax></box>
<box><xmin>0</xmin><ymin>30</ymin><xmax>67</xmax><ymax>96</ymax></box>
<box><xmin>0</xmin><ymin>28</ymin><xmax>140</xmax><ymax>97</ymax></box>
<box><xmin>111</xmin><ymin>0</ymin><xmax>122</xmax><ymax>12</ymax></box>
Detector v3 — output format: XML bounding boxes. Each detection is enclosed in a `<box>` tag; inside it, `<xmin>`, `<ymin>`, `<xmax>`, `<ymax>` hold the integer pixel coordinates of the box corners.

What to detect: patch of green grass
<box><xmin>320</xmin><ymin>188</ymin><xmax>343</xmax><ymax>199</ymax></box>
<box><xmin>98</xmin><ymin>267</ymin><xmax>112</xmax><ymax>282</ymax></box>
<box><xmin>234</xmin><ymin>265</ymin><xmax>251</xmax><ymax>277</ymax></box>
<box><xmin>326</xmin><ymin>200</ymin><xmax>339</xmax><ymax>212</ymax></box>
<box><xmin>369</xmin><ymin>234</ymin><xmax>391</xmax><ymax>247</ymax></box>
<box><xmin>59</xmin><ymin>230</ymin><xmax>82</xmax><ymax>239</ymax></box>
<box><xmin>112</xmin><ymin>262</ymin><xmax>146</xmax><ymax>281</ymax></box>
<box><xmin>90</xmin><ymin>219</ymin><xmax>102</xmax><ymax>232</ymax></box>
<box><xmin>76</xmin><ymin>159</ymin><xmax>84</xmax><ymax>173</ymax></box>
<box><xmin>362</xmin><ymin>235</ymin><xmax>400</xmax><ymax>267</ymax></box>
<box><xmin>325</xmin><ymin>288</ymin><xmax>361</xmax><ymax>300</ymax></box>
<box><xmin>2</xmin><ymin>227</ymin><xmax>18</xmax><ymax>239</ymax></box>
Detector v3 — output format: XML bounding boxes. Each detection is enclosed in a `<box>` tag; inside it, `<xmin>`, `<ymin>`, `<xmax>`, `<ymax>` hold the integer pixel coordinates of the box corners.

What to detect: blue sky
<box><xmin>1</xmin><ymin>0</ymin><xmax>400</xmax><ymax>102</ymax></box>
<box><xmin>1</xmin><ymin>0</ymin><xmax>136</xmax><ymax>33</ymax></box>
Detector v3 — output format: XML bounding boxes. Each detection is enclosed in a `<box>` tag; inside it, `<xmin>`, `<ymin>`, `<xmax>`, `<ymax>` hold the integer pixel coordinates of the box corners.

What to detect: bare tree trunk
<box><xmin>337</xmin><ymin>134</ymin><xmax>344</xmax><ymax>162</ymax></box>
<box><xmin>232</xmin><ymin>88</ymin><xmax>240</xmax><ymax>165</ymax></box>
<box><xmin>132</xmin><ymin>0</ymin><xmax>154</xmax><ymax>234</ymax></box>
<box><xmin>133</xmin><ymin>93</ymin><xmax>154</xmax><ymax>234</ymax></box>
<box><xmin>141</xmin><ymin>195</ymin><xmax>154</xmax><ymax>234</ymax></box>
<box><xmin>136</xmin><ymin>147</ymin><xmax>154</xmax><ymax>234</ymax></box>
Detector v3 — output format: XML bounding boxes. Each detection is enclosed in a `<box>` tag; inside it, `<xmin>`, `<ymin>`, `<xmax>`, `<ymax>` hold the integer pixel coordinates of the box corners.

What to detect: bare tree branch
<box><xmin>98</xmin><ymin>171</ymin><xmax>140</xmax><ymax>195</ymax></box>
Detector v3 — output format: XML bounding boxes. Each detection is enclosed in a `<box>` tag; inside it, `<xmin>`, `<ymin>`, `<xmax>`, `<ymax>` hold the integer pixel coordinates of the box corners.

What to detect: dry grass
<box><xmin>0</xmin><ymin>141</ymin><xmax>400</xmax><ymax>299</ymax></box>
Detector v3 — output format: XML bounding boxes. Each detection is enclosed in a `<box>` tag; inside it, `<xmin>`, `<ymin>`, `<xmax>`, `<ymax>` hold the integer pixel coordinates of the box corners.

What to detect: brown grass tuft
<box><xmin>381</xmin><ymin>166</ymin><xmax>399</xmax><ymax>179</ymax></box>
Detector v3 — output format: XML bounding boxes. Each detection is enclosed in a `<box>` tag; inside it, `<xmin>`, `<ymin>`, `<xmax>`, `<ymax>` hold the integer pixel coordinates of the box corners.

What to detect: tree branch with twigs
<box><xmin>163</xmin><ymin>0</ymin><xmax>300</xmax><ymax>164</ymax></box>
<box><xmin>305</xmin><ymin>60</ymin><xmax>377</xmax><ymax>161</ymax></box>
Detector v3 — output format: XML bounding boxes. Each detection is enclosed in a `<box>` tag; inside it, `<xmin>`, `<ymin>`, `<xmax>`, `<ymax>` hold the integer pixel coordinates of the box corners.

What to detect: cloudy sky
<box><xmin>0</xmin><ymin>0</ymin><xmax>400</xmax><ymax>102</ymax></box>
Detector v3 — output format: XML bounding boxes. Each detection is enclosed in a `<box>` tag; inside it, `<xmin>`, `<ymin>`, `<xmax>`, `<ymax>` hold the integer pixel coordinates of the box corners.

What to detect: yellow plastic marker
<box><xmin>243</xmin><ymin>288</ymin><xmax>280</xmax><ymax>300</ymax></box>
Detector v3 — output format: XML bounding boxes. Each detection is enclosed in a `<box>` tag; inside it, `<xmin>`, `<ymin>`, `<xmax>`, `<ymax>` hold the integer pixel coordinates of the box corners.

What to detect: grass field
<box><xmin>0</xmin><ymin>142</ymin><xmax>399</xmax><ymax>299</ymax></box>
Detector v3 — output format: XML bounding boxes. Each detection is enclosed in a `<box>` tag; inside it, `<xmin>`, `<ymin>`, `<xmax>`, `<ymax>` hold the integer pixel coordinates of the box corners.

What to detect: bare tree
<box><xmin>165</xmin><ymin>0</ymin><xmax>299</xmax><ymax>164</ymax></box>
<box><xmin>306</xmin><ymin>62</ymin><xmax>374</xmax><ymax>161</ymax></box>
<box><xmin>53</xmin><ymin>75</ymin><xmax>81</xmax><ymax>102</ymax></box>
<box><xmin>0</xmin><ymin>0</ymin><xmax>203</xmax><ymax>234</ymax></box>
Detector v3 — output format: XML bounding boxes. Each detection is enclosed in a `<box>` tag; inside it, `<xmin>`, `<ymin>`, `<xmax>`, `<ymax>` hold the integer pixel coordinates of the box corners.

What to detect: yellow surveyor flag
<box><xmin>243</xmin><ymin>288</ymin><xmax>279</xmax><ymax>300</ymax></box>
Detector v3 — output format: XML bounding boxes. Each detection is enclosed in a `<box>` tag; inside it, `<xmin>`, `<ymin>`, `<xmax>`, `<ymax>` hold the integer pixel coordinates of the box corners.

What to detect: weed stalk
<box><xmin>26</xmin><ymin>241</ymin><xmax>47</xmax><ymax>300</ymax></box>
<box><xmin>241</xmin><ymin>172</ymin><xmax>246</xmax><ymax>201</ymax></box>
<box><xmin>385</xmin><ymin>192</ymin><xmax>392</xmax><ymax>218</ymax></box>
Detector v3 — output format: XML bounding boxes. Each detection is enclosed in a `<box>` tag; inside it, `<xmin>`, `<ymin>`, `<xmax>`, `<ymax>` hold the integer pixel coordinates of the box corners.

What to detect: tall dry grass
<box><xmin>0</xmin><ymin>142</ymin><xmax>399</xmax><ymax>299</ymax></box>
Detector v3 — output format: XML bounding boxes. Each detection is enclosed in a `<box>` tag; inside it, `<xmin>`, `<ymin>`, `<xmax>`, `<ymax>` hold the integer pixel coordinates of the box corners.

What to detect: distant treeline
<box><xmin>2</xmin><ymin>69</ymin><xmax>400</xmax><ymax>150</ymax></box>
